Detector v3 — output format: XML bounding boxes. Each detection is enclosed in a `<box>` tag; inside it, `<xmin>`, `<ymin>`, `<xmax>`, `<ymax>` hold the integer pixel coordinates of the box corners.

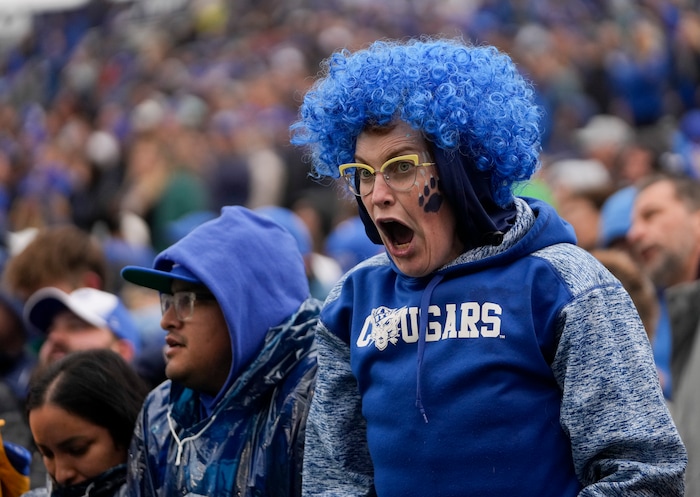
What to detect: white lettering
<box><xmin>401</xmin><ymin>308</ymin><xmax>419</xmax><ymax>343</ymax></box>
<box><xmin>357</xmin><ymin>315</ymin><xmax>374</xmax><ymax>347</ymax></box>
<box><xmin>356</xmin><ymin>301</ymin><xmax>504</xmax><ymax>349</ymax></box>
<box><xmin>459</xmin><ymin>302</ymin><xmax>481</xmax><ymax>338</ymax></box>
<box><xmin>442</xmin><ymin>304</ymin><xmax>458</xmax><ymax>339</ymax></box>
<box><xmin>480</xmin><ymin>303</ymin><xmax>502</xmax><ymax>337</ymax></box>
<box><xmin>426</xmin><ymin>305</ymin><xmax>441</xmax><ymax>342</ymax></box>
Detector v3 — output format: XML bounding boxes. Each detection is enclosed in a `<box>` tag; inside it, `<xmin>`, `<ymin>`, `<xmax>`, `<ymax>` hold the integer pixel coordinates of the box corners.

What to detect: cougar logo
<box><xmin>369</xmin><ymin>306</ymin><xmax>403</xmax><ymax>350</ymax></box>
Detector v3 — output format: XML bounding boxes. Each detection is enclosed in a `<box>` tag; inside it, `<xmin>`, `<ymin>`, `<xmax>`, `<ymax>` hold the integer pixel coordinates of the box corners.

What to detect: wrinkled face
<box><xmin>628</xmin><ymin>180</ymin><xmax>700</xmax><ymax>288</ymax></box>
<box><xmin>29</xmin><ymin>403</ymin><xmax>126</xmax><ymax>487</ymax></box>
<box><xmin>160</xmin><ymin>280</ymin><xmax>232</xmax><ymax>396</ymax></box>
<box><xmin>355</xmin><ymin>121</ymin><xmax>464</xmax><ymax>277</ymax></box>
<box><xmin>39</xmin><ymin>311</ymin><xmax>119</xmax><ymax>367</ymax></box>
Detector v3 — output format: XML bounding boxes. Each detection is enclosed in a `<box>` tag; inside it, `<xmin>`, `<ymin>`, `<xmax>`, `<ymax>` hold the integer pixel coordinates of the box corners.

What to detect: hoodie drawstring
<box><xmin>167</xmin><ymin>408</ymin><xmax>217</xmax><ymax>466</ymax></box>
<box><xmin>416</xmin><ymin>272</ymin><xmax>444</xmax><ymax>423</ymax></box>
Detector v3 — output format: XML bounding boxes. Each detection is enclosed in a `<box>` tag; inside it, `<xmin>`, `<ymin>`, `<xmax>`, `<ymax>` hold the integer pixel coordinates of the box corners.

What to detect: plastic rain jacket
<box><xmin>128</xmin><ymin>302</ymin><xmax>318</xmax><ymax>497</ymax></box>
<box><xmin>125</xmin><ymin>206</ymin><xmax>321</xmax><ymax>497</ymax></box>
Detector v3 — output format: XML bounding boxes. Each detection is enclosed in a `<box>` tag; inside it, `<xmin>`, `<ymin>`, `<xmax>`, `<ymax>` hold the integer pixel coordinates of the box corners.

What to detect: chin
<box><xmin>393</xmin><ymin>260</ymin><xmax>432</xmax><ymax>278</ymax></box>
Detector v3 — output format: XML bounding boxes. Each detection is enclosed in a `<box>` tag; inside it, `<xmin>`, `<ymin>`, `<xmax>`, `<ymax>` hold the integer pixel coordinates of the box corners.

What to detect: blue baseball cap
<box><xmin>121</xmin><ymin>263</ymin><xmax>202</xmax><ymax>294</ymax></box>
<box><xmin>599</xmin><ymin>186</ymin><xmax>637</xmax><ymax>248</ymax></box>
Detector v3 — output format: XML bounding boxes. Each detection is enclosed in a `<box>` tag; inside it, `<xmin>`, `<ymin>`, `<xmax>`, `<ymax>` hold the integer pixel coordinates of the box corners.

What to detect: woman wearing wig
<box><xmin>22</xmin><ymin>350</ymin><xmax>149</xmax><ymax>497</ymax></box>
<box><xmin>291</xmin><ymin>38</ymin><xmax>686</xmax><ymax>496</ymax></box>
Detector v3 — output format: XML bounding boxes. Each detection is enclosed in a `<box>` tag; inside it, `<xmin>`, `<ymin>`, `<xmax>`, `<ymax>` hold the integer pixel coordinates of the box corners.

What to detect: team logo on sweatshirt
<box><xmin>367</xmin><ymin>306</ymin><xmax>404</xmax><ymax>350</ymax></box>
<box><xmin>357</xmin><ymin>302</ymin><xmax>503</xmax><ymax>349</ymax></box>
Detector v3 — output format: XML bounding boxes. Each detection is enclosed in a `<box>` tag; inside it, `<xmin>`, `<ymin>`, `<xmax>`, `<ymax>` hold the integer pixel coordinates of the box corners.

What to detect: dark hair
<box><xmin>637</xmin><ymin>173</ymin><xmax>700</xmax><ymax>212</ymax></box>
<box><xmin>26</xmin><ymin>349</ymin><xmax>149</xmax><ymax>450</ymax></box>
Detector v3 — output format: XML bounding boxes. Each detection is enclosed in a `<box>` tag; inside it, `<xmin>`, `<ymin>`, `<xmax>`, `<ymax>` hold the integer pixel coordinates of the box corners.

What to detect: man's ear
<box><xmin>112</xmin><ymin>339</ymin><xmax>136</xmax><ymax>363</ymax></box>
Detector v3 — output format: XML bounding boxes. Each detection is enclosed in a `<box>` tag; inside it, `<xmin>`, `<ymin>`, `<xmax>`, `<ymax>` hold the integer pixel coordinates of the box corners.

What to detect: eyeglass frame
<box><xmin>338</xmin><ymin>154</ymin><xmax>435</xmax><ymax>197</ymax></box>
<box><xmin>160</xmin><ymin>291</ymin><xmax>217</xmax><ymax>321</ymax></box>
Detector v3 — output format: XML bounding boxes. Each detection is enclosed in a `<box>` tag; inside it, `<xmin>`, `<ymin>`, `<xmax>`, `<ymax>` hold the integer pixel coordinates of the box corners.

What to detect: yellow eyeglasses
<box><xmin>338</xmin><ymin>154</ymin><xmax>435</xmax><ymax>197</ymax></box>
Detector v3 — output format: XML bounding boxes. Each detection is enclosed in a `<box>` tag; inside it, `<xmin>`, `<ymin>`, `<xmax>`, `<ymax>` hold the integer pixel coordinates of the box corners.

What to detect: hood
<box><xmin>127</xmin><ymin>206</ymin><xmax>310</xmax><ymax>405</ymax></box>
<box><xmin>483</xmin><ymin>197</ymin><xmax>577</xmax><ymax>266</ymax></box>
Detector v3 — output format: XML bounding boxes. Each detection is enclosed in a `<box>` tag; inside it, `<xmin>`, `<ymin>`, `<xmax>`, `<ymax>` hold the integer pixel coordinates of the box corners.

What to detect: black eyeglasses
<box><xmin>160</xmin><ymin>291</ymin><xmax>216</xmax><ymax>321</ymax></box>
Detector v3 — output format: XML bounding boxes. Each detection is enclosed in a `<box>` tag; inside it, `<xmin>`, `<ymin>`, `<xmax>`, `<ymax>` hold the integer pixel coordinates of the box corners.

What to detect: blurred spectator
<box><xmin>324</xmin><ymin>215</ymin><xmax>383</xmax><ymax>274</ymax></box>
<box><xmin>118</xmin><ymin>133</ymin><xmax>209</xmax><ymax>253</ymax></box>
<box><xmin>0</xmin><ymin>290</ymin><xmax>37</xmax><ymax>489</ymax></box>
<box><xmin>1</xmin><ymin>223</ymin><xmax>165</xmax><ymax>389</ymax></box>
<box><xmin>605</xmin><ymin>14</ymin><xmax>670</xmax><ymax>127</ymax></box>
<box><xmin>23</xmin><ymin>286</ymin><xmax>141</xmax><ymax>371</ymax></box>
<box><xmin>628</xmin><ymin>173</ymin><xmax>700</xmax><ymax>401</ymax></box>
<box><xmin>22</xmin><ymin>349</ymin><xmax>149</xmax><ymax>497</ymax></box>
<box><xmin>629</xmin><ymin>174</ymin><xmax>700</xmax><ymax>392</ymax></box>
<box><xmin>598</xmin><ymin>185</ymin><xmax>637</xmax><ymax>251</ymax></box>
<box><xmin>544</xmin><ymin>158</ymin><xmax>612</xmax><ymax>251</ymax></box>
<box><xmin>0</xmin><ymin>290</ymin><xmax>34</xmax><ymax>401</ymax></box>
<box><xmin>2</xmin><ymin>224</ymin><xmax>106</xmax><ymax>301</ymax></box>
<box><xmin>628</xmin><ymin>174</ymin><xmax>700</xmax><ymax>291</ymax></box>
<box><xmin>556</xmin><ymin>187</ymin><xmax>610</xmax><ymax>252</ymax></box>
<box><xmin>205</xmin><ymin>110</ymin><xmax>250</xmax><ymax>210</ymax></box>
<box><xmin>256</xmin><ymin>205</ymin><xmax>342</xmax><ymax>300</ymax></box>
<box><xmin>574</xmin><ymin>114</ymin><xmax>634</xmax><ymax>180</ymax></box>
<box><xmin>672</xmin><ymin>108</ymin><xmax>700</xmax><ymax>179</ymax></box>
<box><xmin>613</xmin><ymin>126</ymin><xmax>667</xmax><ymax>187</ymax></box>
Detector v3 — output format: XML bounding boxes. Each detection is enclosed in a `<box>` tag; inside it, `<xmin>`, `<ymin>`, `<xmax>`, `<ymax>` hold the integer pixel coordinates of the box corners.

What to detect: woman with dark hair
<box><xmin>22</xmin><ymin>349</ymin><xmax>149</xmax><ymax>497</ymax></box>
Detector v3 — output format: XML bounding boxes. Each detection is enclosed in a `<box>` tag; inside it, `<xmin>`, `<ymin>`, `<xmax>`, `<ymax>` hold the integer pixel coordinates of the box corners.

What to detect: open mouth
<box><xmin>380</xmin><ymin>220</ymin><xmax>414</xmax><ymax>247</ymax></box>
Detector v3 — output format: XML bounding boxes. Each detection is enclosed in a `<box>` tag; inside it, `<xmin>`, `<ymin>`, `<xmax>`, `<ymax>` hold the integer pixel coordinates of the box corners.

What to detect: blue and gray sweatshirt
<box><xmin>302</xmin><ymin>198</ymin><xmax>686</xmax><ymax>497</ymax></box>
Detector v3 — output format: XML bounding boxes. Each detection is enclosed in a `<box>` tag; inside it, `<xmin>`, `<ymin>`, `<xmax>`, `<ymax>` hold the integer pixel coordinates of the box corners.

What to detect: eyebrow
<box><xmin>59</xmin><ymin>435</ymin><xmax>91</xmax><ymax>448</ymax></box>
<box><xmin>354</xmin><ymin>147</ymin><xmax>418</xmax><ymax>166</ymax></box>
<box><xmin>37</xmin><ymin>435</ymin><xmax>91</xmax><ymax>454</ymax></box>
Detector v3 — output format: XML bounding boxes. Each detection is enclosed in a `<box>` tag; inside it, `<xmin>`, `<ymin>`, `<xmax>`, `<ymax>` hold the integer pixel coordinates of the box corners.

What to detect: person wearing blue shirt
<box><xmin>290</xmin><ymin>37</ymin><xmax>686</xmax><ymax>496</ymax></box>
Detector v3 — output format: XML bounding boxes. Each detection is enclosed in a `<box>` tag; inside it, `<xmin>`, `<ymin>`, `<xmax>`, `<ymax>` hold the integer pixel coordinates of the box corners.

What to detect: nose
<box><xmin>45</xmin><ymin>323</ymin><xmax>69</xmax><ymax>339</ymax></box>
<box><xmin>160</xmin><ymin>304</ymin><xmax>181</xmax><ymax>329</ymax></box>
<box><xmin>53</xmin><ymin>458</ymin><xmax>79</xmax><ymax>486</ymax></box>
<box><xmin>626</xmin><ymin>219</ymin><xmax>644</xmax><ymax>247</ymax></box>
<box><xmin>369</xmin><ymin>173</ymin><xmax>395</xmax><ymax>205</ymax></box>
<box><xmin>42</xmin><ymin>327</ymin><xmax>69</xmax><ymax>351</ymax></box>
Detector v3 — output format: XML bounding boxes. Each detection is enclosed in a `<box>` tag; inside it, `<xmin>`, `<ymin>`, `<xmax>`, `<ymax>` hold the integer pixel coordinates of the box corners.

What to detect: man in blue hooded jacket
<box><xmin>120</xmin><ymin>206</ymin><xmax>320</xmax><ymax>497</ymax></box>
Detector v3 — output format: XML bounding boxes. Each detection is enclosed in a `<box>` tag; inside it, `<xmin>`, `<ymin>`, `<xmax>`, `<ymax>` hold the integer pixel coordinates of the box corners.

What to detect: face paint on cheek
<box><xmin>417</xmin><ymin>172</ymin><xmax>443</xmax><ymax>213</ymax></box>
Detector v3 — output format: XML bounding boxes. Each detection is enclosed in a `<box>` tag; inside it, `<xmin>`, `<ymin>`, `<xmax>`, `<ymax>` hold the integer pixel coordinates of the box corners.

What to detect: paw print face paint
<box><xmin>354</xmin><ymin>121</ymin><xmax>464</xmax><ymax>277</ymax></box>
<box><xmin>417</xmin><ymin>170</ymin><xmax>443</xmax><ymax>213</ymax></box>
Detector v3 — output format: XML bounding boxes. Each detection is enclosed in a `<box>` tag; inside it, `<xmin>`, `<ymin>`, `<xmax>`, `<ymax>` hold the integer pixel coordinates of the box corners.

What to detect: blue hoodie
<box><xmin>302</xmin><ymin>198</ymin><xmax>686</xmax><ymax>497</ymax></box>
<box><xmin>125</xmin><ymin>206</ymin><xmax>321</xmax><ymax>497</ymax></box>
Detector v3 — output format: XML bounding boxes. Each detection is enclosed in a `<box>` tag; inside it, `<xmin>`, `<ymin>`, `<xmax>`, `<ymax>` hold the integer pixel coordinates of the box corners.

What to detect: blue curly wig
<box><xmin>290</xmin><ymin>37</ymin><xmax>543</xmax><ymax>247</ymax></box>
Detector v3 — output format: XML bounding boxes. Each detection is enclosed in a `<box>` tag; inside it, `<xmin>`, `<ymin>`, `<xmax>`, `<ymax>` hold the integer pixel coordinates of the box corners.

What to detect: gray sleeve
<box><xmin>302</xmin><ymin>323</ymin><xmax>376</xmax><ymax>497</ymax></box>
<box><xmin>552</xmin><ymin>284</ymin><xmax>687</xmax><ymax>496</ymax></box>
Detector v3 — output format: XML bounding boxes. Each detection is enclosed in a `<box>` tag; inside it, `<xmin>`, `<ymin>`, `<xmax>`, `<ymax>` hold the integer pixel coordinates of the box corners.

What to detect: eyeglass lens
<box><xmin>160</xmin><ymin>292</ymin><xmax>195</xmax><ymax>321</ymax></box>
<box><xmin>347</xmin><ymin>157</ymin><xmax>419</xmax><ymax>196</ymax></box>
